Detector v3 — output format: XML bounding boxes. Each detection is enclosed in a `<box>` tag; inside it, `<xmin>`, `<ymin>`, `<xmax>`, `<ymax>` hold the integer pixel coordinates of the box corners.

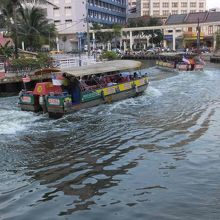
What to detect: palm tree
<box><xmin>0</xmin><ymin>0</ymin><xmax>54</xmax><ymax>57</ymax></box>
<box><xmin>17</xmin><ymin>6</ymin><xmax>56</xmax><ymax>50</ymax></box>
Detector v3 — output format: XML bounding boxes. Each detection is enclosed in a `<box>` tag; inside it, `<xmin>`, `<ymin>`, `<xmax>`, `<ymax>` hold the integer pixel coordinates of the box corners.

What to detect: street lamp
<box><xmin>77</xmin><ymin>32</ymin><xmax>84</xmax><ymax>66</ymax></box>
<box><xmin>196</xmin><ymin>18</ymin><xmax>201</xmax><ymax>53</ymax></box>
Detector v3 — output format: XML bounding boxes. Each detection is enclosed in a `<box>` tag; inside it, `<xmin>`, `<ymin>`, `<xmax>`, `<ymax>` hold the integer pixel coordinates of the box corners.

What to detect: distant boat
<box><xmin>156</xmin><ymin>53</ymin><xmax>204</xmax><ymax>71</ymax></box>
<box><xmin>18</xmin><ymin>60</ymin><xmax>149</xmax><ymax>118</ymax></box>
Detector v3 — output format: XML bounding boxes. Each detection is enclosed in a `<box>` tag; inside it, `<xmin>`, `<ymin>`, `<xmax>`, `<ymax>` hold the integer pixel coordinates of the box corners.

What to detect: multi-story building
<box><xmin>46</xmin><ymin>0</ymin><xmax>127</xmax><ymax>51</ymax></box>
<box><xmin>130</xmin><ymin>0</ymin><xmax>206</xmax><ymax>18</ymax></box>
<box><xmin>164</xmin><ymin>11</ymin><xmax>220</xmax><ymax>50</ymax></box>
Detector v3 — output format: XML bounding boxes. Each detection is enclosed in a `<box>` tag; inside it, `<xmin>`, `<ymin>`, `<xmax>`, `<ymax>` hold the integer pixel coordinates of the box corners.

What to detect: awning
<box><xmin>64</xmin><ymin>60</ymin><xmax>142</xmax><ymax>78</ymax></box>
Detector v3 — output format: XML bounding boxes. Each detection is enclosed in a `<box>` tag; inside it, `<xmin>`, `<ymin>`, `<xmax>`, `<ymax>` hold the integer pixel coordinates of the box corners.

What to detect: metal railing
<box><xmin>51</xmin><ymin>55</ymin><xmax>98</xmax><ymax>69</ymax></box>
<box><xmin>0</xmin><ymin>62</ymin><xmax>4</xmax><ymax>70</ymax></box>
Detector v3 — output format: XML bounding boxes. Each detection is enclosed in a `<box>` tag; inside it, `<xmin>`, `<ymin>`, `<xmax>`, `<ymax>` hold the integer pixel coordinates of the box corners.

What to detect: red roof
<box><xmin>33</xmin><ymin>82</ymin><xmax>62</xmax><ymax>96</ymax></box>
<box><xmin>0</xmin><ymin>34</ymin><xmax>14</xmax><ymax>47</ymax></box>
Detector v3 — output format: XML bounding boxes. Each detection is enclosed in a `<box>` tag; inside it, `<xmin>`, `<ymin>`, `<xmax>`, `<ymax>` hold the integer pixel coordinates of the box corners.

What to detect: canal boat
<box><xmin>156</xmin><ymin>60</ymin><xmax>204</xmax><ymax>71</ymax></box>
<box><xmin>18</xmin><ymin>60</ymin><xmax>149</xmax><ymax>118</ymax></box>
<box><xmin>156</xmin><ymin>54</ymin><xmax>204</xmax><ymax>71</ymax></box>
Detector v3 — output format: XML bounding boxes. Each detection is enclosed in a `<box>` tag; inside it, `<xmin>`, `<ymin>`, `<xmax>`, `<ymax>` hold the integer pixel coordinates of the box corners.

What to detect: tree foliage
<box><xmin>0</xmin><ymin>0</ymin><xmax>55</xmax><ymax>55</ymax></box>
<box><xmin>0</xmin><ymin>41</ymin><xmax>13</xmax><ymax>58</ymax></box>
<box><xmin>101</xmin><ymin>51</ymin><xmax>119</xmax><ymax>60</ymax></box>
<box><xmin>216</xmin><ymin>31</ymin><xmax>220</xmax><ymax>51</ymax></box>
<box><xmin>17</xmin><ymin>6</ymin><xmax>56</xmax><ymax>50</ymax></box>
<box><xmin>10</xmin><ymin>53</ymin><xmax>52</xmax><ymax>70</ymax></box>
<box><xmin>92</xmin><ymin>23</ymin><xmax>122</xmax><ymax>48</ymax></box>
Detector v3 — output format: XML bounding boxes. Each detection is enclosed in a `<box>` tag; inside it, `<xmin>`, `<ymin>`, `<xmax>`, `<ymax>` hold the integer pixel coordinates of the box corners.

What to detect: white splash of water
<box><xmin>0</xmin><ymin>109</ymin><xmax>39</xmax><ymax>135</ymax></box>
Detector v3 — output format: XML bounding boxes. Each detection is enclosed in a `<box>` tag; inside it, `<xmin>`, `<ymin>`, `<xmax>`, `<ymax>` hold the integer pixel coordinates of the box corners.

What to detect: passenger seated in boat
<box><xmin>105</xmin><ymin>76</ymin><xmax>117</xmax><ymax>86</ymax></box>
<box><xmin>80</xmin><ymin>77</ymin><xmax>97</xmax><ymax>91</ymax></box>
<box><xmin>133</xmin><ymin>72</ymin><xmax>138</xmax><ymax>79</ymax></box>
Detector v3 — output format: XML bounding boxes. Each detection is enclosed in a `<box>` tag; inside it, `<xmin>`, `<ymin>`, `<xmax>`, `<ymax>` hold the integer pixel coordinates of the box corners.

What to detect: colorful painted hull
<box><xmin>156</xmin><ymin>61</ymin><xmax>204</xmax><ymax>71</ymax></box>
<box><xmin>19</xmin><ymin>77</ymin><xmax>149</xmax><ymax>118</ymax></box>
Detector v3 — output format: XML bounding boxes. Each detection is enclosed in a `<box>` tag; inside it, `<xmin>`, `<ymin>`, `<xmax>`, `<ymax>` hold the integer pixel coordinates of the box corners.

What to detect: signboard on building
<box><xmin>164</xmin><ymin>35</ymin><xmax>173</xmax><ymax>41</ymax></box>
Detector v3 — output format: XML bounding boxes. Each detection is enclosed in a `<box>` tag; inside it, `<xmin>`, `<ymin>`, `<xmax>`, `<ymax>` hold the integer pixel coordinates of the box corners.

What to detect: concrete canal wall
<box><xmin>122</xmin><ymin>52</ymin><xmax>212</xmax><ymax>62</ymax></box>
<box><xmin>0</xmin><ymin>73</ymin><xmax>53</xmax><ymax>95</ymax></box>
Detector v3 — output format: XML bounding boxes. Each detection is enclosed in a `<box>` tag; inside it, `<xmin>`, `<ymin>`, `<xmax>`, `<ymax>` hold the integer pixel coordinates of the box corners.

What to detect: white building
<box><xmin>129</xmin><ymin>0</ymin><xmax>206</xmax><ymax>18</ymax></box>
<box><xmin>46</xmin><ymin>0</ymin><xmax>127</xmax><ymax>52</ymax></box>
<box><xmin>46</xmin><ymin>0</ymin><xmax>87</xmax><ymax>51</ymax></box>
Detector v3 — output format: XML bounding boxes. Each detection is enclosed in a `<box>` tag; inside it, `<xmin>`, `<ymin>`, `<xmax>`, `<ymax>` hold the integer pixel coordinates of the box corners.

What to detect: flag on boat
<box><xmin>52</xmin><ymin>73</ymin><xmax>64</xmax><ymax>86</ymax></box>
<box><xmin>22</xmin><ymin>75</ymin><xmax>31</xmax><ymax>83</ymax></box>
<box><xmin>182</xmin><ymin>56</ymin><xmax>190</xmax><ymax>64</ymax></box>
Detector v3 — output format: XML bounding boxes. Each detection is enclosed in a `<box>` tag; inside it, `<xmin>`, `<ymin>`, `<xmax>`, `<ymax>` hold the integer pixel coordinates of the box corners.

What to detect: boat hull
<box><xmin>156</xmin><ymin>61</ymin><xmax>204</xmax><ymax>71</ymax></box>
<box><xmin>47</xmin><ymin>84</ymin><xmax>148</xmax><ymax>118</ymax></box>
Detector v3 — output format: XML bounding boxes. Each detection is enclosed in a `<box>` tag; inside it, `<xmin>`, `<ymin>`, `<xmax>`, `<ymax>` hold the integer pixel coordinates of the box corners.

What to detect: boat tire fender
<box><xmin>39</xmin><ymin>95</ymin><xmax>45</xmax><ymax>105</ymax></box>
<box><xmin>101</xmin><ymin>90</ymin><xmax>105</xmax><ymax>101</ymax></box>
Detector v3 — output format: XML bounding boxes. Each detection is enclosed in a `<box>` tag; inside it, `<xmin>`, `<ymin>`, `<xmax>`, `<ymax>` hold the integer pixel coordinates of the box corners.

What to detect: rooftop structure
<box><xmin>166</xmin><ymin>11</ymin><xmax>220</xmax><ymax>25</ymax></box>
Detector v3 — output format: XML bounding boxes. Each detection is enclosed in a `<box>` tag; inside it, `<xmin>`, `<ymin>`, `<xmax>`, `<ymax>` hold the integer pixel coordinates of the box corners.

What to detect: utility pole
<box><xmin>196</xmin><ymin>18</ymin><xmax>201</xmax><ymax>53</ymax></box>
<box><xmin>86</xmin><ymin>0</ymin><xmax>90</xmax><ymax>57</ymax></box>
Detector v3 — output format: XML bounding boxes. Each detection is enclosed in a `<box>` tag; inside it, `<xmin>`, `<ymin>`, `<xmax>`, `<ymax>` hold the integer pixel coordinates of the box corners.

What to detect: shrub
<box><xmin>101</xmin><ymin>51</ymin><xmax>119</xmax><ymax>60</ymax></box>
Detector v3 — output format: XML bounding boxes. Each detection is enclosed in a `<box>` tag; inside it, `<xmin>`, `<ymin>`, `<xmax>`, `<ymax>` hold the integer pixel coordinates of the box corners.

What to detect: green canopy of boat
<box><xmin>64</xmin><ymin>60</ymin><xmax>142</xmax><ymax>78</ymax></box>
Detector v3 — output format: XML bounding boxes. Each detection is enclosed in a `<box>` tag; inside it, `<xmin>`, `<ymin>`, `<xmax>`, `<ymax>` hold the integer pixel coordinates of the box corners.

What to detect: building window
<box><xmin>172</xmin><ymin>10</ymin><xmax>178</xmax><ymax>14</ymax></box>
<box><xmin>143</xmin><ymin>3</ymin><xmax>149</xmax><ymax>8</ymax></box>
<box><xmin>208</xmin><ymin>26</ymin><xmax>213</xmax><ymax>34</ymax></box>
<box><xmin>181</xmin><ymin>2</ymin><xmax>187</xmax><ymax>7</ymax></box>
<box><xmin>54</xmin><ymin>20</ymin><xmax>61</xmax><ymax>26</ymax></box>
<box><xmin>199</xmin><ymin>2</ymin><xmax>204</xmax><ymax>8</ymax></box>
<box><xmin>65</xmin><ymin>0</ymin><xmax>71</xmax><ymax>3</ymax></box>
<box><xmin>162</xmin><ymin>2</ymin><xmax>169</xmax><ymax>8</ymax></box>
<box><xmin>143</xmin><ymin>10</ymin><xmax>149</xmax><ymax>15</ymax></box>
<box><xmin>153</xmin><ymin>10</ymin><xmax>160</xmax><ymax>16</ymax></box>
<box><xmin>65</xmin><ymin>19</ymin><xmax>72</xmax><ymax>28</ymax></box>
<box><xmin>181</xmin><ymin>10</ymin><xmax>187</xmax><ymax>14</ymax></box>
<box><xmin>190</xmin><ymin>10</ymin><xmax>196</xmax><ymax>13</ymax></box>
<box><xmin>163</xmin><ymin>10</ymin><xmax>169</xmax><ymax>16</ymax></box>
<box><xmin>65</xmin><ymin>6</ymin><xmax>72</xmax><ymax>17</ymax></box>
<box><xmin>190</xmin><ymin>2</ymin><xmax>196</xmax><ymax>7</ymax></box>
<box><xmin>172</xmin><ymin>2</ymin><xmax>178</xmax><ymax>7</ymax></box>
<box><xmin>53</xmin><ymin>8</ymin><xmax>60</xmax><ymax>17</ymax></box>
<box><xmin>153</xmin><ymin>2</ymin><xmax>159</xmax><ymax>8</ymax></box>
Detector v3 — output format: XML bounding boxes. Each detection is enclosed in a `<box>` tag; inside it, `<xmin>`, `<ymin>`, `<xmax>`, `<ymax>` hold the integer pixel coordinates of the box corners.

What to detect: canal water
<box><xmin>1</xmin><ymin>61</ymin><xmax>220</xmax><ymax>220</ymax></box>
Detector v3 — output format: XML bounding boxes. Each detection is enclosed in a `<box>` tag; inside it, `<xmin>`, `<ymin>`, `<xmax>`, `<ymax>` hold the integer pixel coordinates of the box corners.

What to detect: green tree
<box><xmin>17</xmin><ymin>6</ymin><xmax>56</xmax><ymax>50</ymax></box>
<box><xmin>0</xmin><ymin>0</ymin><xmax>53</xmax><ymax>56</ymax></box>
<box><xmin>101</xmin><ymin>51</ymin><xmax>119</xmax><ymax>60</ymax></box>
<box><xmin>0</xmin><ymin>41</ymin><xmax>13</xmax><ymax>58</ymax></box>
<box><xmin>216</xmin><ymin>31</ymin><xmax>220</xmax><ymax>51</ymax></box>
<box><xmin>112</xmin><ymin>24</ymin><xmax>122</xmax><ymax>48</ymax></box>
<box><xmin>91</xmin><ymin>23</ymin><xmax>113</xmax><ymax>49</ymax></box>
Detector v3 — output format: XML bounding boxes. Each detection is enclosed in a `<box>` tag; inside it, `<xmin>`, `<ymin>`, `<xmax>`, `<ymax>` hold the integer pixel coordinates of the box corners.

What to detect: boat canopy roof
<box><xmin>64</xmin><ymin>60</ymin><xmax>142</xmax><ymax>78</ymax></box>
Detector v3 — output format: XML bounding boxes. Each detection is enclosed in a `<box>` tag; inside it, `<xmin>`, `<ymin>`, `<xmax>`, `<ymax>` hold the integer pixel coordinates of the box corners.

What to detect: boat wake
<box><xmin>0</xmin><ymin>109</ymin><xmax>41</xmax><ymax>135</ymax></box>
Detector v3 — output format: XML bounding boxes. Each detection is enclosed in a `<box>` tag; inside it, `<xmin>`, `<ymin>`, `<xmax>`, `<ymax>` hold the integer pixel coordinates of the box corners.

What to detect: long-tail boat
<box><xmin>18</xmin><ymin>60</ymin><xmax>149</xmax><ymax>118</ymax></box>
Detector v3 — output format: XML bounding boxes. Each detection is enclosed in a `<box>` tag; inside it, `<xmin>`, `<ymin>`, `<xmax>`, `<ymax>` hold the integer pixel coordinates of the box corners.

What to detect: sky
<box><xmin>207</xmin><ymin>0</ymin><xmax>219</xmax><ymax>9</ymax></box>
